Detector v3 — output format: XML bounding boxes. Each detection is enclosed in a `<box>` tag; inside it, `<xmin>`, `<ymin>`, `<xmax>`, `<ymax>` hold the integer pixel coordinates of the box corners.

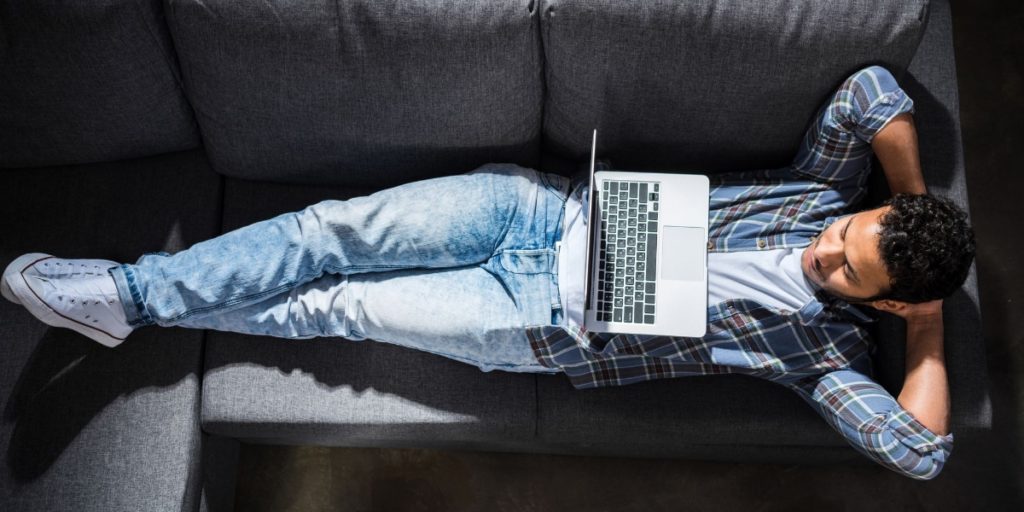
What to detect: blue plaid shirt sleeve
<box><xmin>790</xmin><ymin>65</ymin><xmax>915</xmax><ymax>184</ymax></box>
<box><xmin>787</xmin><ymin>365</ymin><xmax>954</xmax><ymax>480</ymax></box>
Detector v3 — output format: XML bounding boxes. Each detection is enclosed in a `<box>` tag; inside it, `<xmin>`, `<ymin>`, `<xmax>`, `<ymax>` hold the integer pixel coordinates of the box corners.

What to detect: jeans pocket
<box><xmin>539</xmin><ymin>171</ymin><xmax>572</xmax><ymax>199</ymax></box>
<box><xmin>498</xmin><ymin>248</ymin><xmax>556</xmax><ymax>275</ymax></box>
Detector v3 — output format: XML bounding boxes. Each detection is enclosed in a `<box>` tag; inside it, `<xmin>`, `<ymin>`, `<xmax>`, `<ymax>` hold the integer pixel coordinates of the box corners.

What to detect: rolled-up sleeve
<box><xmin>791</xmin><ymin>65</ymin><xmax>916</xmax><ymax>184</ymax></box>
<box><xmin>788</xmin><ymin>368</ymin><xmax>954</xmax><ymax>480</ymax></box>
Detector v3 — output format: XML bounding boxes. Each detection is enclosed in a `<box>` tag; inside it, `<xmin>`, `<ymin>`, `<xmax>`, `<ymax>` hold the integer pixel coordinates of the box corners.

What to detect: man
<box><xmin>2</xmin><ymin>66</ymin><xmax>975</xmax><ymax>481</ymax></box>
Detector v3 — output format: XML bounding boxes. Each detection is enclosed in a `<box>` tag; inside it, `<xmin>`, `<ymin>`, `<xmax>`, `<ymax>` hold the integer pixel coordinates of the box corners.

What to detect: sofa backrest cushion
<box><xmin>165</xmin><ymin>0</ymin><xmax>544</xmax><ymax>187</ymax></box>
<box><xmin>0</xmin><ymin>0</ymin><xmax>200</xmax><ymax>168</ymax></box>
<box><xmin>541</xmin><ymin>0</ymin><xmax>930</xmax><ymax>172</ymax></box>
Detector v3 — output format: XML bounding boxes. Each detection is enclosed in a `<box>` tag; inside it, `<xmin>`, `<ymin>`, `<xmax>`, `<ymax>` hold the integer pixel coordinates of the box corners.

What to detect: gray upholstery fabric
<box><xmin>533</xmin><ymin>373</ymin><xmax>858</xmax><ymax>461</ymax></box>
<box><xmin>540</xmin><ymin>0</ymin><xmax>930</xmax><ymax>171</ymax></box>
<box><xmin>201</xmin><ymin>178</ymin><xmax>537</xmax><ymax>448</ymax></box>
<box><xmin>0</xmin><ymin>0</ymin><xmax>200</xmax><ymax>168</ymax></box>
<box><xmin>164</xmin><ymin>0</ymin><xmax>545</xmax><ymax>187</ymax></box>
<box><xmin>0</xmin><ymin>150</ymin><xmax>220</xmax><ymax>511</ymax></box>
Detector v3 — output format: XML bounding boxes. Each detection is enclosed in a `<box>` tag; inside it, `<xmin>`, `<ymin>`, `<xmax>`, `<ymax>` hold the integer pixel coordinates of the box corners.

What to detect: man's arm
<box><xmin>788</xmin><ymin>363</ymin><xmax>954</xmax><ymax>480</ymax></box>
<box><xmin>893</xmin><ymin>300</ymin><xmax>951</xmax><ymax>435</ymax></box>
<box><xmin>791</xmin><ymin>66</ymin><xmax>916</xmax><ymax>186</ymax></box>
<box><xmin>873</xmin><ymin>112</ymin><xmax>927</xmax><ymax>195</ymax></box>
<box><xmin>873</xmin><ymin>109</ymin><xmax>951</xmax><ymax>434</ymax></box>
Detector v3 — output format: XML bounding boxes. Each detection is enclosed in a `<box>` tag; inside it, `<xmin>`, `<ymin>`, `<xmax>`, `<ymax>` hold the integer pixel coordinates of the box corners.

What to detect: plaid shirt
<box><xmin>525</xmin><ymin>66</ymin><xmax>953</xmax><ymax>480</ymax></box>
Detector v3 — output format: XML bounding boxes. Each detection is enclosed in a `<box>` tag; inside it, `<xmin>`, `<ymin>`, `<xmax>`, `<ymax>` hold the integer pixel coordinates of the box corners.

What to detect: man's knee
<box><xmin>285</xmin><ymin>275</ymin><xmax>356</xmax><ymax>339</ymax></box>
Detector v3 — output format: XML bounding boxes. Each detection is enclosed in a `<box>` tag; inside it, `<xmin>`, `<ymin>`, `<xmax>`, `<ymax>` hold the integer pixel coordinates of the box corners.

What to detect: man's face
<box><xmin>801</xmin><ymin>206</ymin><xmax>893</xmax><ymax>303</ymax></box>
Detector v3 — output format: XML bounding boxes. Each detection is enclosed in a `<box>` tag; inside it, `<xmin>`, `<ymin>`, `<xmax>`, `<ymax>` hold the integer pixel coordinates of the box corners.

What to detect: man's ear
<box><xmin>867</xmin><ymin>298</ymin><xmax>910</xmax><ymax>314</ymax></box>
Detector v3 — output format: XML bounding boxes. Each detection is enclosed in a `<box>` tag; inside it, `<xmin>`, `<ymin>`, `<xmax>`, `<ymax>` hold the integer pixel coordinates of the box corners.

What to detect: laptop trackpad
<box><xmin>661</xmin><ymin>226</ymin><xmax>705</xmax><ymax>282</ymax></box>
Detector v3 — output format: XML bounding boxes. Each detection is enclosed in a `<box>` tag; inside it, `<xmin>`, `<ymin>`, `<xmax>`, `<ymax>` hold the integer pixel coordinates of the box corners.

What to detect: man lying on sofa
<box><xmin>2</xmin><ymin>66</ymin><xmax>974</xmax><ymax>481</ymax></box>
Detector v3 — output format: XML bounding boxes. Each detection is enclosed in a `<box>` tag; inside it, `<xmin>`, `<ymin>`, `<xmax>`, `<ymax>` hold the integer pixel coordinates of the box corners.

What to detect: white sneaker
<box><xmin>3</xmin><ymin>253</ymin><xmax>124</xmax><ymax>304</ymax></box>
<box><xmin>3</xmin><ymin>253</ymin><xmax>133</xmax><ymax>347</ymax></box>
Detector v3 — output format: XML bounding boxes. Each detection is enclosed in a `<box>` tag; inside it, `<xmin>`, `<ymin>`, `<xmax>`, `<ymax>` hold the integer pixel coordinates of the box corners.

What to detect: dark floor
<box><xmin>233</xmin><ymin>2</ymin><xmax>1024</xmax><ymax>510</ymax></box>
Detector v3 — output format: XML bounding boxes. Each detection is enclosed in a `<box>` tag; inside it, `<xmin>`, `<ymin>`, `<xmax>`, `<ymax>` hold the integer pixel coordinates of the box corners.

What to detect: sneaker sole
<box><xmin>2</xmin><ymin>253</ymin><xmax>53</xmax><ymax>306</ymax></box>
<box><xmin>5</xmin><ymin>254</ymin><xmax>128</xmax><ymax>347</ymax></box>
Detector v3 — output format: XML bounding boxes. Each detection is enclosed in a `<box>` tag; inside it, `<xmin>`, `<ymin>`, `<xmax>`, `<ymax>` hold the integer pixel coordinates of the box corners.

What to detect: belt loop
<box><xmin>551</xmin><ymin>241</ymin><xmax>564</xmax><ymax>326</ymax></box>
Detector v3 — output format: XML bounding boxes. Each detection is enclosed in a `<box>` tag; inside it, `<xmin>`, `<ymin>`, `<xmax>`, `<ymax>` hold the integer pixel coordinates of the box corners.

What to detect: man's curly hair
<box><xmin>872</xmin><ymin>194</ymin><xmax>976</xmax><ymax>304</ymax></box>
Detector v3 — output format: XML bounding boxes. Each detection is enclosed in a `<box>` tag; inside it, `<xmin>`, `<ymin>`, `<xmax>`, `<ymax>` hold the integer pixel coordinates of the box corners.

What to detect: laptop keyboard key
<box><xmin>646</xmin><ymin>234</ymin><xmax>657</xmax><ymax>281</ymax></box>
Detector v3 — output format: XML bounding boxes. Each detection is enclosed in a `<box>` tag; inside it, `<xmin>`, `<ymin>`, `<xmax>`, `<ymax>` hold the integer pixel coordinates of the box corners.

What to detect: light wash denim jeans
<box><xmin>108</xmin><ymin>163</ymin><xmax>570</xmax><ymax>373</ymax></box>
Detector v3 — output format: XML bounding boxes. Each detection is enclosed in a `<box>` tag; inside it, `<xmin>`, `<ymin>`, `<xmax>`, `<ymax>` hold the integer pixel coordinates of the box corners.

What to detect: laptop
<box><xmin>582</xmin><ymin>129</ymin><xmax>710</xmax><ymax>337</ymax></box>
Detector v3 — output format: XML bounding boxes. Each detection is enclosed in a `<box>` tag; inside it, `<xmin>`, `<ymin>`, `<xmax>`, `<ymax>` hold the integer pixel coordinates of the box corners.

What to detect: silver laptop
<box><xmin>582</xmin><ymin>129</ymin><xmax>709</xmax><ymax>337</ymax></box>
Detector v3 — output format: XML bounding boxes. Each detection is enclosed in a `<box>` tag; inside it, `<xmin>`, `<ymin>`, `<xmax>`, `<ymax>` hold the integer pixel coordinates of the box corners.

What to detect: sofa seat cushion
<box><xmin>0</xmin><ymin>150</ymin><xmax>221</xmax><ymax>511</ymax></box>
<box><xmin>534</xmin><ymin>373</ymin><xmax>865</xmax><ymax>463</ymax></box>
<box><xmin>200</xmin><ymin>177</ymin><xmax>537</xmax><ymax>448</ymax></box>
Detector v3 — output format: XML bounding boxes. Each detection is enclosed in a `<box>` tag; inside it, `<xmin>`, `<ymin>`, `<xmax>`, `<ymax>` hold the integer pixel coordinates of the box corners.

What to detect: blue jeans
<box><xmin>109</xmin><ymin>163</ymin><xmax>570</xmax><ymax>373</ymax></box>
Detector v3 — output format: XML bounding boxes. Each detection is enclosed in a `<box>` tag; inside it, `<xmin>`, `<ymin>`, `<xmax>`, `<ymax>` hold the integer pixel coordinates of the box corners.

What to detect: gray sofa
<box><xmin>0</xmin><ymin>0</ymin><xmax>988</xmax><ymax>510</ymax></box>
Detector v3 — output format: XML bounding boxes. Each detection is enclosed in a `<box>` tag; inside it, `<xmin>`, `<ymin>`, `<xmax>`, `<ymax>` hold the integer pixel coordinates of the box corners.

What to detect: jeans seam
<box><xmin>323</xmin><ymin>263</ymin><xmax>409</xmax><ymax>274</ymax></box>
<box><xmin>165</xmin><ymin>265</ymin><xmax>393</xmax><ymax>324</ymax></box>
<box><xmin>165</xmin><ymin>283</ymin><xmax>296</xmax><ymax>323</ymax></box>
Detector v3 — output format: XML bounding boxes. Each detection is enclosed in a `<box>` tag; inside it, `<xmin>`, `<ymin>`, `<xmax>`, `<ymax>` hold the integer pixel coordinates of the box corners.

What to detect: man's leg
<box><xmin>110</xmin><ymin>163</ymin><xmax>566</xmax><ymax>329</ymax></box>
<box><xmin>173</xmin><ymin>255</ymin><xmax>561</xmax><ymax>373</ymax></box>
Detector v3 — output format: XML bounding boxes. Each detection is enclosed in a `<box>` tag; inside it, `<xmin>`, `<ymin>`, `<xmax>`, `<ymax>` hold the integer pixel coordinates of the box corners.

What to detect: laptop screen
<box><xmin>583</xmin><ymin>129</ymin><xmax>598</xmax><ymax>313</ymax></box>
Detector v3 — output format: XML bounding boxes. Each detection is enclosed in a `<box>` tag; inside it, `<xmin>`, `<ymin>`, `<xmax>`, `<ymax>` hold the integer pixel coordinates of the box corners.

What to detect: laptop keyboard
<box><xmin>596</xmin><ymin>180</ymin><xmax>659</xmax><ymax>324</ymax></box>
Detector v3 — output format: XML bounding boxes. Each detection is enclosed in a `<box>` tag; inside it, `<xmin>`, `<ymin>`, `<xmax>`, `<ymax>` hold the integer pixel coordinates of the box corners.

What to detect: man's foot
<box><xmin>3</xmin><ymin>253</ymin><xmax>134</xmax><ymax>347</ymax></box>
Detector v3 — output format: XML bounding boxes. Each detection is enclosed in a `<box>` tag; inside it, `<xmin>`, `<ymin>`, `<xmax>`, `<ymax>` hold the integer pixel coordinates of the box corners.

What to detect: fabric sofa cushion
<box><xmin>540</xmin><ymin>0</ymin><xmax>930</xmax><ymax>171</ymax></box>
<box><xmin>0</xmin><ymin>0</ymin><xmax>199</xmax><ymax>168</ymax></box>
<box><xmin>0</xmin><ymin>150</ymin><xmax>220</xmax><ymax>511</ymax></box>
<box><xmin>165</xmin><ymin>0</ymin><xmax>545</xmax><ymax>187</ymax></box>
<box><xmin>533</xmin><ymin>373</ymin><xmax>864</xmax><ymax>462</ymax></box>
<box><xmin>201</xmin><ymin>177</ymin><xmax>537</xmax><ymax>448</ymax></box>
